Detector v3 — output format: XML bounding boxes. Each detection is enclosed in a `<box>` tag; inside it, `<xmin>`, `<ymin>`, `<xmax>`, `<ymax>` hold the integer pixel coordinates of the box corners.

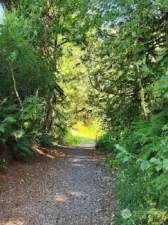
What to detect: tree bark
<box><xmin>136</xmin><ymin>64</ymin><xmax>148</xmax><ymax>119</ymax></box>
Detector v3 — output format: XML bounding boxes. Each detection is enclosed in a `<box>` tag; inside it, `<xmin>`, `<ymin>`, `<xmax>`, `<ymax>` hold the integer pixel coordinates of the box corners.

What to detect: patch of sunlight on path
<box><xmin>80</xmin><ymin>143</ymin><xmax>95</xmax><ymax>148</ymax></box>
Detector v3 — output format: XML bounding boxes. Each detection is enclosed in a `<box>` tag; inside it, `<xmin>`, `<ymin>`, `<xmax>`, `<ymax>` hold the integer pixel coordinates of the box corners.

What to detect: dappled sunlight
<box><xmin>57</xmin><ymin>144</ymin><xmax>95</xmax><ymax>150</ymax></box>
<box><xmin>55</xmin><ymin>193</ymin><xmax>68</xmax><ymax>203</ymax></box>
<box><xmin>0</xmin><ymin>142</ymin><xmax>110</xmax><ymax>225</ymax></box>
<box><xmin>69</xmin><ymin>191</ymin><xmax>83</xmax><ymax>197</ymax></box>
<box><xmin>2</xmin><ymin>220</ymin><xmax>24</xmax><ymax>225</ymax></box>
<box><xmin>72</xmin><ymin>163</ymin><xmax>86</xmax><ymax>168</ymax></box>
<box><xmin>71</xmin><ymin>158</ymin><xmax>82</xmax><ymax>162</ymax></box>
<box><xmin>0</xmin><ymin>0</ymin><xmax>118</xmax><ymax>224</ymax></box>
<box><xmin>1</xmin><ymin>0</ymin><xmax>165</xmax><ymax>223</ymax></box>
<box><xmin>72</xmin><ymin>121</ymin><xmax>103</xmax><ymax>139</ymax></box>
<box><xmin>80</xmin><ymin>143</ymin><xmax>95</xmax><ymax>148</ymax></box>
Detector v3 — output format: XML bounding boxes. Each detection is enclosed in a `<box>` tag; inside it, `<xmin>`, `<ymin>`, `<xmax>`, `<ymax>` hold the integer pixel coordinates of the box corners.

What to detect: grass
<box><xmin>61</xmin><ymin>132</ymin><xmax>94</xmax><ymax>146</ymax></box>
<box><xmin>61</xmin><ymin>121</ymin><xmax>102</xmax><ymax>146</ymax></box>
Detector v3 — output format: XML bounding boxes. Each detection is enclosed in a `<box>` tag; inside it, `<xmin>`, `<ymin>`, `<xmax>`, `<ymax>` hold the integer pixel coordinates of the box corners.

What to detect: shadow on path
<box><xmin>0</xmin><ymin>143</ymin><xmax>114</xmax><ymax>225</ymax></box>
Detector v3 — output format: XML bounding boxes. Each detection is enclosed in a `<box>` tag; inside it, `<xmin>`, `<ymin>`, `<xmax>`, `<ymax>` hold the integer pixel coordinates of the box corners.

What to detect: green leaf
<box><xmin>115</xmin><ymin>144</ymin><xmax>126</xmax><ymax>152</ymax></box>
<box><xmin>140</xmin><ymin>160</ymin><xmax>150</xmax><ymax>171</ymax></box>
<box><xmin>162</xmin><ymin>124</ymin><xmax>168</xmax><ymax>131</ymax></box>
<box><xmin>9</xmin><ymin>51</ymin><xmax>18</xmax><ymax>61</ymax></box>
<box><xmin>12</xmin><ymin>130</ymin><xmax>25</xmax><ymax>139</ymax></box>
<box><xmin>123</xmin><ymin>156</ymin><xmax>130</xmax><ymax>163</ymax></box>
<box><xmin>163</xmin><ymin>159</ymin><xmax>168</xmax><ymax>170</ymax></box>
<box><xmin>150</xmin><ymin>157</ymin><xmax>161</xmax><ymax>165</ymax></box>
<box><xmin>164</xmin><ymin>93</ymin><xmax>168</xmax><ymax>99</ymax></box>
<box><xmin>5</xmin><ymin>104</ymin><xmax>19</xmax><ymax>112</ymax></box>
<box><xmin>164</xmin><ymin>0</ymin><xmax>168</xmax><ymax>4</ymax></box>
<box><xmin>161</xmin><ymin>56</ymin><xmax>168</xmax><ymax>66</ymax></box>
<box><xmin>3</xmin><ymin>116</ymin><xmax>17</xmax><ymax>123</ymax></box>
<box><xmin>116</xmin><ymin>152</ymin><xmax>124</xmax><ymax>159</ymax></box>
<box><xmin>17</xmin><ymin>144</ymin><xmax>34</xmax><ymax>158</ymax></box>
<box><xmin>0</xmin><ymin>124</ymin><xmax>5</xmax><ymax>133</ymax></box>
<box><xmin>155</xmin><ymin>165</ymin><xmax>163</xmax><ymax>172</ymax></box>
<box><xmin>161</xmin><ymin>140</ymin><xmax>166</xmax><ymax>145</ymax></box>
<box><xmin>0</xmin><ymin>138</ymin><xmax>6</xmax><ymax>143</ymax></box>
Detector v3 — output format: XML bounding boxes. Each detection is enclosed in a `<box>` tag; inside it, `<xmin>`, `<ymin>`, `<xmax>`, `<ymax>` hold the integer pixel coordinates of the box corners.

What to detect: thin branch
<box><xmin>136</xmin><ymin>64</ymin><xmax>148</xmax><ymax>119</ymax></box>
<box><xmin>9</xmin><ymin>62</ymin><xmax>23</xmax><ymax>108</ymax></box>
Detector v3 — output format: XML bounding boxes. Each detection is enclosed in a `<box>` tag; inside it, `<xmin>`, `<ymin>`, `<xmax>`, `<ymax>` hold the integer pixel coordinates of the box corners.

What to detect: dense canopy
<box><xmin>1</xmin><ymin>0</ymin><xmax>168</xmax><ymax>224</ymax></box>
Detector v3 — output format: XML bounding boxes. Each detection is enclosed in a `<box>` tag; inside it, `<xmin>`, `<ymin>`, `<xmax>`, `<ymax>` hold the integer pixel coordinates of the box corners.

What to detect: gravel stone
<box><xmin>0</xmin><ymin>144</ymin><xmax>115</xmax><ymax>225</ymax></box>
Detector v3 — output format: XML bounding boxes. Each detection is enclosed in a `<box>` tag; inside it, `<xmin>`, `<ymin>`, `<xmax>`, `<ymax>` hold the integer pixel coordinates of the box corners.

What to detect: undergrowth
<box><xmin>61</xmin><ymin>122</ymin><xmax>99</xmax><ymax>146</ymax></box>
<box><xmin>96</xmin><ymin>110</ymin><xmax>168</xmax><ymax>225</ymax></box>
<box><xmin>61</xmin><ymin>132</ymin><xmax>94</xmax><ymax>146</ymax></box>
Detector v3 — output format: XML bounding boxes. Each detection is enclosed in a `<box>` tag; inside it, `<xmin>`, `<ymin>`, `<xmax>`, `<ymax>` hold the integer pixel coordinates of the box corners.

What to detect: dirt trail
<box><xmin>0</xmin><ymin>144</ymin><xmax>114</xmax><ymax>225</ymax></box>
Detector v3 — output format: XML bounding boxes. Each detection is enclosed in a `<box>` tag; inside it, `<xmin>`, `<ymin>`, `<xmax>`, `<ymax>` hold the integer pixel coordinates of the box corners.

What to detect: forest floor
<box><xmin>0</xmin><ymin>143</ymin><xmax>115</xmax><ymax>225</ymax></box>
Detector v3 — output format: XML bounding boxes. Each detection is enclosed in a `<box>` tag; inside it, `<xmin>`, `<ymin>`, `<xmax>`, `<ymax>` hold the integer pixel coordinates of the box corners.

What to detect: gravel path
<box><xmin>0</xmin><ymin>144</ymin><xmax>114</xmax><ymax>225</ymax></box>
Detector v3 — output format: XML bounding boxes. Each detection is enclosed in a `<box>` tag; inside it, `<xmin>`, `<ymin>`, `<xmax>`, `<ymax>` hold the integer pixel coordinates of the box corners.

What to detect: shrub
<box><xmin>96</xmin><ymin>110</ymin><xmax>168</xmax><ymax>224</ymax></box>
<box><xmin>61</xmin><ymin>132</ymin><xmax>82</xmax><ymax>146</ymax></box>
<box><xmin>96</xmin><ymin>131</ymin><xmax>116</xmax><ymax>152</ymax></box>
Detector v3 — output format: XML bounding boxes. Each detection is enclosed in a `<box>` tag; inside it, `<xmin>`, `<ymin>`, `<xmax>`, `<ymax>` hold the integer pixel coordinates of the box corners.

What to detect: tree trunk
<box><xmin>136</xmin><ymin>64</ymin><xmax>148</xmax><ymax>119</ymax></box>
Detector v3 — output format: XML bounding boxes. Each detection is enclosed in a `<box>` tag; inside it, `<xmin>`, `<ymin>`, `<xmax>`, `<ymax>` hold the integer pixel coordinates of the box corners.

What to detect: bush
<box><xmin>61</xmin><ymin>131</ymin><xmax>95</xmax><ymax>146</ymax></box>
<box><xmin>97</xmin><ymin>110</ymin><xmax>168</xmax><ymax>224</ymax></box>
<box><xmin>61</xmin><ymin>132</ymin><xmax>82</xmax><ymax>146</ymax></box>
<box><xmin>96</xmin><ymin>131</ymin><xmax>116</xmax><ymax>152</ymax></box>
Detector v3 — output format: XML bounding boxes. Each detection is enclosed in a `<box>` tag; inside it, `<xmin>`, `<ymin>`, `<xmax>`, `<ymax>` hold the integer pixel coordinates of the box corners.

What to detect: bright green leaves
<box><xmin>17</xmin><ymin>143</ymin><xmax>34</xmax><ymax>158</ymax></box>
<box><xmin>12</xmin><ymin>130</ymin><xmax>25</xmax><ymax>139</ymax></box>
<box><xmin>3</xmin><ymin>116</ymin><xmax>17</xmax><ymax>124</ymax></box>
<box><xmin>150</xmin><ymin>157</ymin><xmax>162</xmax><ymax>172</ymax></box>
<box><xmin>150</xmin><ymin>157</ymin><xmax>161</xmax><ymax>164</ymax></box>
<box><xmin>94</xmin><ymin>1</ymin><xmax>168</xmax><ymax>224</ymax></box>
<box><xmin>0</xmin><ymin>124</ymin><xmax>5</xmax><ymax>133</ymax></box>
<box><xmin>132</xmin><ymin>30</ymin><xmax>137</xmax><ymax>38</ymax></box>
<box><xmin>8</xmin><ymin>51</ymin><xmax>18</xmax><ymax>62</ymax></box>
<box><xmin>163</xmin><ymin>0</ymin><xmax>168</xmax><ymax>5</ymax></box>
<box><xmin>123</xmin><ymin>156</ymin><xmax>130</xmax><ymax>163</ymax></box>
<box><xmin>162</xmin><ymin>159</ymin><xmax>168</xmax><ymax>170</ymax></box>
<box><xmin>115</xmin><ymin>144</ymin><xmax>126</xmax><ymax>152</ymax></box>
<box><xmin>0</xmin><ymin>0</ymin><xmax>95</xmax><ymax>162</ymax></box>
<box><xmin>140</xmin><ymin>160</ymin><xmax>150</xmax><ymax>171</ymax></box>
<box><xmin>149</xmin><ymin>157</ymin><xmax>168</xmax><ymax>172</ymax></box>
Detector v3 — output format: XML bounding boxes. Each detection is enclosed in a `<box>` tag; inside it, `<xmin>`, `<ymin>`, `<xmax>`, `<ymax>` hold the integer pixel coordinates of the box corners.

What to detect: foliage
<box><xmin>95</xmin><ymin>131</ymin><xmax>116</xmax><ymax>152</ymax></box>
<box><xmin>0</xmin><ymin>0</ymin><xmax>95</xmax><ymax>163</ymax></box>
<box><xmin>97</xmin><ymin>112</ymin><xmax>168</xmax><ymax>224</ymax></box>
<box><xmin>3</xmin><ymin>0</ymin><xmax>168</xmax><ymax>224</ymax></box>
<box><xmin>61</xmin><ymin>131</ymin><xmax>94</xmax><ymax>146</ymax></box>
<box><xmin>94</xmin><ymin>0</ymin><xmax>168</xmax><ymax>224</ymax></box>
<box><xmin>72</xmin><ymin>121</ymin><xmax>102</xmax><ymax>139</ymax></box>
<box><xmin>110</xmin><ymin>112</ymin><xmax>168</xmax><ymax>224</ymax></box>
<box><xmin>61</xmin><ymin>122</ymin><xmax>98</xmax><ymax>146</ymax></box>
<box><xmin>0</xmin><ymin>96</ymin><xmax>47</xmax><ymax>158</ymax></box>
